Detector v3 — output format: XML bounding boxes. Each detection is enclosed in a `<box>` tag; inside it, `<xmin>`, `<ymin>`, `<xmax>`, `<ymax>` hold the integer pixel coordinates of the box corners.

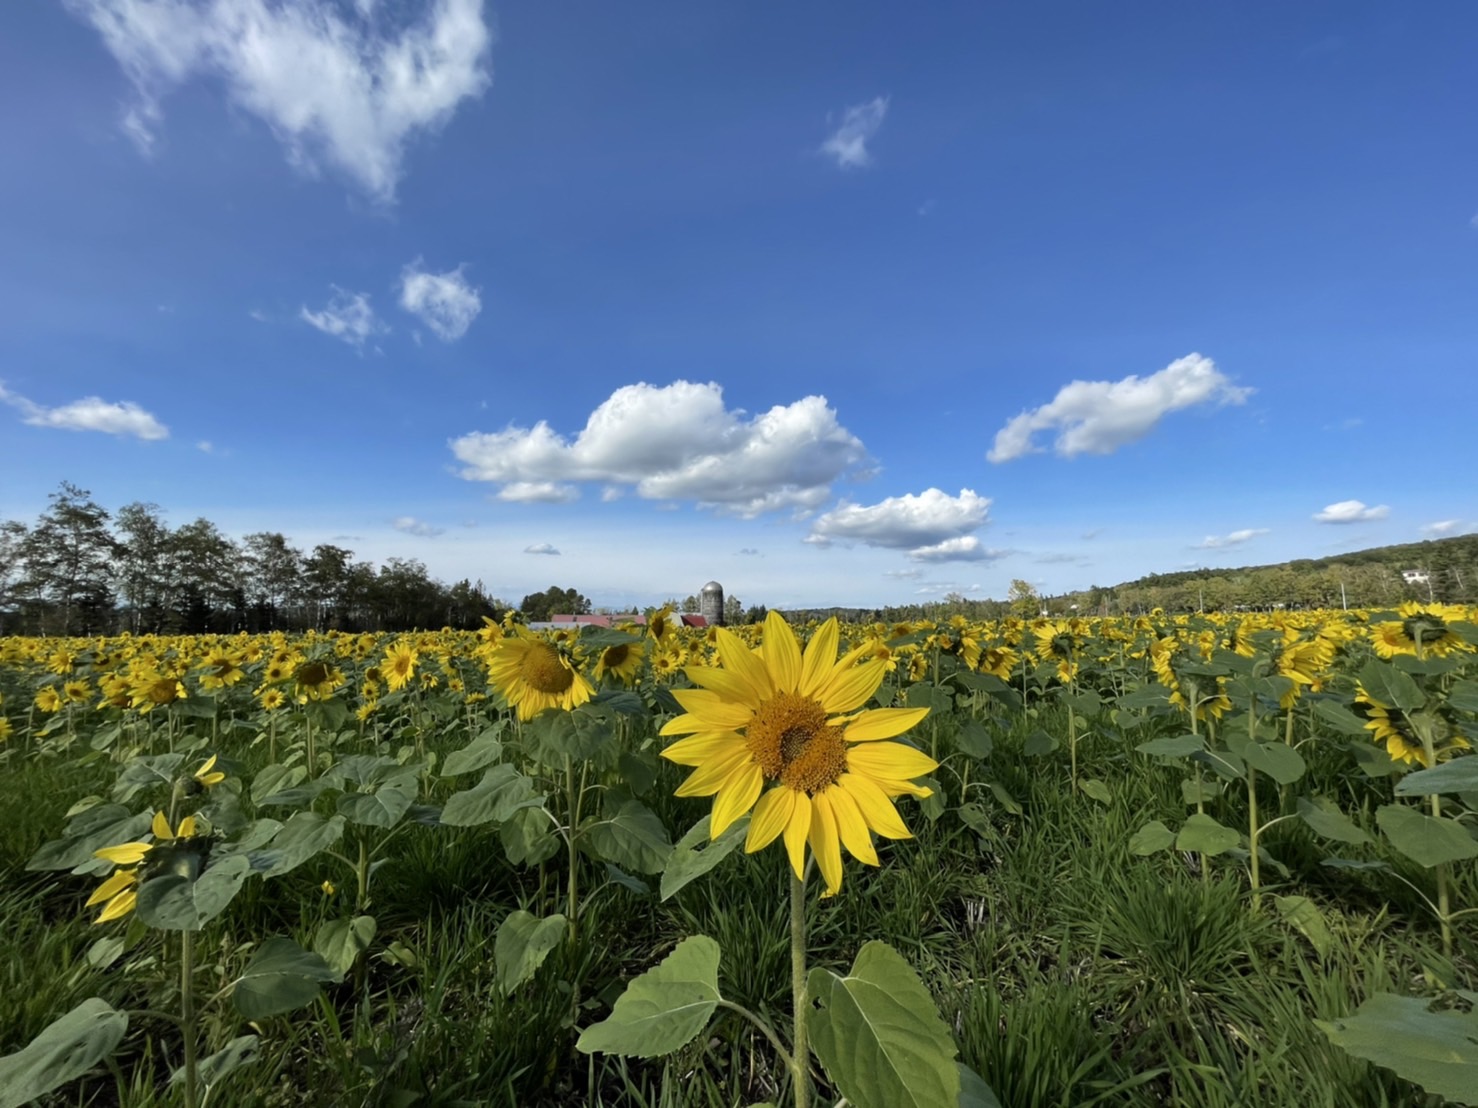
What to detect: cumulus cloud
<box><xmin>66</xmin><ymin>0</ymin><xmax>492</xmax><ymax>202</ymax></box>
<box><xmin>988</xmin><ymin>353</ymin><xmax>1252</xmax><ymax>463</ymax></box>
<box><xmin>496</xmin><ymin>481</ymin><xmax>580</xmax><ymax>504</ymax></box>
<box><xmin>807</xmin><ymin>488</ymin><xmax>992</xmax><ymax>562</ymax></box>
<box><xmin>392</xmin><ymin>516</ymin><xmax>443</xmax><ymax>537</ymax></box>
<box><xmin>451</xmin><ymin>381</ymin><xmax>868</xmax><ymax>516</ymax></box>
<box><xmin>399</xmin><ymin>261</ymin><xmax>481</xmax><ymax>340</ymax></box>
<box><xmin>1196</xmin><ymin>528</ymin><xmax>1269</xmax><ymax>550</ymax></box>
<box><xmin>1314</xmin><ymin>500</ymin><xmax>1390</xmax><ymax>524</ymax></box>
<box><xmin>524</xmin><ymin>542</ymin><xmax>560</xmax><ymax>555</ymax></box>
<box><xmin>1421</xmin><ymin>520</ymin><xmax>1462</xmax><ymax>536</ymax></box>
<box><xmin>0</xmin><ymin>380</ymin><xmax>168</xmax><ymax>440</ymax></box>
<box><xmin>300</xmin><ymin>287</ymin><xmax>387</xmax><ymax>348</ymax></box>
<box><xmin>819</xmin><ymin>96</ymin><xmax>888</xmax><ymax>169</ymax></box>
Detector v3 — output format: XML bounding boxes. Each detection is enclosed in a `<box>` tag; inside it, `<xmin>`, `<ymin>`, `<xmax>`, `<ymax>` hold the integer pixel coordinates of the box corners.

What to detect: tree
<box><xmin>303</xmin><ymin>544</ymin><xmax>353</xmax><ymax>630</ymax></box>
<box><xmin>0</xmin><ymin>520</ymin><xmax>27</xmax><ymax>634</ymax></box>
<box><xmin>723</xmin><ymin>593</ymin><xmax>743</xmax><ymax>624</ymax></box>
<box><xmin>680</xmin><ymin>594</ymin><xmax>700</xmax><ymax>614</ymax></box>
<box><xmin>20</xmin><ymin>482</ymin><xmax>119</xmax><ymax>634</ymax></box>
<box><xmin>242</xmin><ymin>532</ymin><xmax>304</xmax><ymax>630</ymax></box>
<box><xmin>1007</xmin><ymin>579</ymin><xmax>1040</xmax><ymax>620</ymax></box>
<box><xmin>743</xmin><ymin>604</ymin><xmax>768</xmax><ymax>624</ymax></box>
<box><xmin>520</xmin><ymin>586</ymin><xmax>591</xmax><ymax>622</ymax></box>
<box><xmin>171</xmin><ymin>518</ymin><xmax>243</xmax><ymax>632</ymax></box>
<box><xmin>115</xmin><ymin>502</ymin><xmax>175</xmax><ymax>633</ymax></box>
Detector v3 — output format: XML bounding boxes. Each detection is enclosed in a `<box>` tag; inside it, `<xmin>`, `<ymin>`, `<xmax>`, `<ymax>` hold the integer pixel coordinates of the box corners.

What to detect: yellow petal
<box><xmin>846</xmin><ymin>741</ymin><xmax>939</xmax><ymax>782</ymax></box>
<box><xmin>825</xmin><ymin>784</ymin><xmax>878</xmax><ymax>866</ymax></box>
<box><xmin>762</xmin><ymin>612</ymin><xmax>802</xmax><ymax>694</ymax></box>
<box><xmin>746</xmin><ymin>786</ymin><xmax>797</xmax><ymax>854</ymax></box>
<box><xmin>177</xmin><ymin>815</ymin><xmax>197</xmax><ymax>838</ymax></box>
<box><xmin>799</xmin><ymin>619</ymin><xmax>840</xmax><ymax>699</ymax></box>
<box><xmin>711</xmin><ymin>764</ymin><xmax>764</xmax><ymax>838</ymax></box>
<box><xmin>808</xmin><ymin>792</ymin><xmax>844</xmax><ymax>897</ymax></box>
<box><xmin>661</xmin><ymin>731</ymin><xmax>745</xmax><ymax>766</ymax></box>
<box><xmin>843</xmin><ymin>707</ymin><xmax>930</xmax><ymax>744</ymax></box>
<box><xmin>715</xmin><ymin>628</ymin><xmax>774</xmax><ymax>704</ymax></box>
<box><xmin>837</xmin><ymin>773</ymin><xmax>912</xmax><ymax>840</ymax></box>
<box><xmin>196</xmin><ymin>754</ymin><xmax>218</xmax><ymax>778</ymax></box>
<box><xmin>783</xmin><ymin>791</ymin><xmax>813</xmax><ymax>881</ymax></box>
<box><xmin>664</xmin><ymin>689</ymin><xmax>754</xmax><ymax>731</ymax></box>
<box><xmin>685</xmin><ymin>665</ymin><xmax>767</xmax><ymax>709</ymax></box>
<box><xmin>95</xmin><ymin>888</ymin><xmax>137</xmax><ymax>923</ymax></box>
<box><xmin>151</xmin><ymin>810</ymin><xmax>173</xmax><ymax>840</ymax></box>
<box><xmin>94</xmin><ymin>842</ymin><xmax>152</xmax><ymax>866</ymax></box>
<box><xmin>85</xmin><ymin>869</ymin><xmax>137</xmax><ymax>907</ymax></box>
<box><xmin>865</xmin><ymin>776</ymin><xmax>935</xmax><ymax>799</ymax></box>
<box><xmin>816</xmin><ymin>657</ymin><xmax>887</xmax><ymax>716</ymax></box>
<box><xmin>673</xmin><ymin>746</ymin><xmax>753</xmax><ymax>798</ymax></box>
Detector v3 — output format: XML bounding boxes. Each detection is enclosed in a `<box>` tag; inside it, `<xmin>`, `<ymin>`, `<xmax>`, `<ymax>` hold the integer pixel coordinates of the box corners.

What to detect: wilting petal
<box><xmin>152</xmin><ymin>810</ymin><xmax>173</xmax><ymax>840</ymax></box>
<box><xmin>843</xmin><ymin>707</ymin><xmax>929</xmax><ymax>744</ymax></box>
<box><xmin>746</xmin><ymin>786</ymin><xmax>797</xmax><ymax>854</ymax></box>
<box><xmin>95</xmin><ymin>889</ymin><xmax>137</xmax><ymax>923</ymax></box>
<box><xmin>711</xmin><ymin>763</ymin><xmax>764</xmax><ymax>838</ymax></box>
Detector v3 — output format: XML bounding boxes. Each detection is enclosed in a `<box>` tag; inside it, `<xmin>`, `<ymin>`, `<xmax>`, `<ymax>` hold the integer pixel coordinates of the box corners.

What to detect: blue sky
<box><xmin>2</xmin><ymin>1</ymin><xmax>1476</xmax><ymax>611</ymax></box>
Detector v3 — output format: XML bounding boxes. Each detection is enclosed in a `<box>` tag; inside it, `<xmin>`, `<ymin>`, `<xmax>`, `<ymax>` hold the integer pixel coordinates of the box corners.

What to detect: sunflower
<box><xmin>381</xmin><ymin>642</ymin><xmax>419</xmax><ymax>692</ymax></box>
<box><xmin>34</xmin><ymin>685</ymin><xmax>63</xmax><ymax>713</ymax></box>
<box><xmin>485</xmin><ymin>631</ymin><xmax>595</xmax><ymax>720</ymax></box>
<box><xmin>594</xmin><ymin>640</ymin><xmax>646</xmax><ymax>685</ymax></box>
<box><xmin>293</xmin><ymin>660</ymin><xmax>345</xmax><ymax>702</ymax></box>
<box><xmin>88</xmin><ymin>811</ymin><xmax>199</xmax><ymax>924</ymax></box>
<box><xmin>647</xmin><ymin>604</ymin><xmax>677</xmax><ymax>644</ymax></box>
<box><xmin>128</xmin><ymin>672</ymin><xmax>186</xmax><ymax>712</ymax></box>
<box><xmin>660</xmin><ymin>613</ymin><xmax>936</xmax><ymax>897</ymax></box>
<box><xmin>197</xmin><ymin>649</ymin><xmax>245</xmax><ymax>690</ymax></box>
<box><xmin>63</xmin><ymin>679</ymin><xmax>93</xmax><ymax>704</ymax></box>
<box><xmin>192</xmin><ymin>755</ymin><xmax>226</xmax><ymax>791</ymax></box>
<box><xmin>257</xmin><ymin>686</ymin><xmax>286</xmax><ymax>711</ymax></box>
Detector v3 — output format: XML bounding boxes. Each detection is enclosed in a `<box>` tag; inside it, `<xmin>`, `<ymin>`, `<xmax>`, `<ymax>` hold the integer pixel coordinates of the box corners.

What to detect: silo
<box><xmin>700</xmin><ymin>580</ymin><xmax>725</xmax><ymax>626</ymax></box>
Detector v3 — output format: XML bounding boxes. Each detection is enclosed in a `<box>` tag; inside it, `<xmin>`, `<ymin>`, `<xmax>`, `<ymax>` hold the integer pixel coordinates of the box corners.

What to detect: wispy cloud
<box><xmin>1314</xmin><ymin>500</ymin><xmax>1389</xmax><ymax>524</ymax></box>
<box><xmin>0</xmin><ymin>379</ymin><xmax>168</xmax><ymax>440</ymax></box>
<box><xmin>737</xmin><ymin>548</ymin><xmax>760</xmax><ymax>556</ymax></box>
<box><xmin>819</xmin><ymin>96</ymin><xmax>889</xmax><ymax>170</ymax></box>
<box><xmin>399</xmin><ymin>261</ymin><xmax>481</xmax><ymax>341</ymax></box>
<box><xmin>66</xmin><ymin>0</ymin><xmax>492</xmax><ymax>202</ymax></box>
<box><xmin>988</xmin><ymin>353</ymin><xmax>1252</xmax><ymax>462</ymax></box>
<box><xmin>300</xmin><ymin>287</ymin><xmax>387</xmax><ymax>348</ymax></box>
<box><xmin>1421</xmin><ymin>519</ymin><xmax>1463</xmax><ymax>536</ymax></box>
<box><xmin>1195</xmin><ymin>528</ymin><xmax>1269</xmax><ymax>550</ymax></box>
<box><xmin>392</xmin><ymin>516</ymin><xmax>443</xmax><ymax>537</ymax></box>
<box><xmin>524</xmin><ymin>542</ymin><xmax>560</xmax><ymax>555</ymax></box>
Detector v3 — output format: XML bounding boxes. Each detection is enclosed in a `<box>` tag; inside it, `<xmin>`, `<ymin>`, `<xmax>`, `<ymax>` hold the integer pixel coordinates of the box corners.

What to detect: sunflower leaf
<box><xmin>135</xmin><ymin>855</ymin><xmax>252</xmax><ymax>931</ymax></box>
<box><xmin>1317</xmin><ymin>991</ymin><xmax>1478</xmax><ymax>1104</ymax></box>
<box><xmin>495</xmin><ymin>910</ymin><xmax>567</xmax><ymax>994</ymax></box>
<box><xmin>1376</xmin><ymin>805</ymin><xmax>1478</xmax><ymax>868</ymax></box>
<box><xmin>232</xmin><ymin>937</ymin><xmax>341</xmax><ymax>1020</ymax></box>
<box><xmin>660</xmin><ymin>815</ymin><xmax>749</xmax><ymax>901</ymax></box>
<box><xmin>576</xmin><ymin>936</ymin><xmax>721</xmax><ymax>1057</ymax></box>
<box><xmin>582</xmin><ymin>797</ymin><xmax>672</xmax><ymax>874</ymax></box>
<box><xmin>0</xmin><ymin>998</ymin><xmax>128</xmax><ymax>1108</ymax></box>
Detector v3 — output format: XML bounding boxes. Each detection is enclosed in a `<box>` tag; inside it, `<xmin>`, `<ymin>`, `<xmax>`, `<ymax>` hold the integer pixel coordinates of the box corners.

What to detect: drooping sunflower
<box><xmin>34</xmin><ymin>685</ymin><xmax>63</xmax><ymax>713</ymax></box>
<box><xmin>661</xmin><ymin>612</ymin><xmax>937</xmax><ymax>897</ymax></box>
<box><xmin>88</xmin><ymin>811</ymin><xmax>199</xmax><ymax>924</ymax></box>
<box><xmin>594</xmin><ymin>640</ymin><xmax>646</xmax><ymax>685</ymax></box>
<box><xmin>381</xmin><ymin>642</ymin><xmax>419</xmax><ymax>692</ymax></box>
<box><xmin>485</xmin><ymin>631</ymin><xmax>595</xmax><ymax>720</ymax></box>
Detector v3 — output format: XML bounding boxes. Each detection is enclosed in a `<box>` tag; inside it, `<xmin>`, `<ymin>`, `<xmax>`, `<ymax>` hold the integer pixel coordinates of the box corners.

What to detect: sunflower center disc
<box><xmin>522</xmin><ymin>643</ymin><xmax>575</xmax><ymax>694</ymax></box>
<box><xmin>747</xmin><ymin>691</ymin><xmax>848</xmax><ymax>795</ymax></box>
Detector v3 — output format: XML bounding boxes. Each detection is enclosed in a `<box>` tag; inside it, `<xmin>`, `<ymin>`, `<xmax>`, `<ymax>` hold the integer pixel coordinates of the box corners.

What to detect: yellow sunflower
<box><xmin>34</xmin><ymin>685</ymin><xmax>63</xmax><ymax>713</ymax></box>
<box><xmin>88</xmin><ymin>811</ymin><xmax>198</xmax><ymax>924</ymax></box>
<box><xmin>381</xmin><ymin>642</ymin><xmax>419</xmax><ymax>692</ymax></box>
<box><xmin>485</xmin><ymin>631</ymin><xmax>595</xmax><ymax>720</ymax></box>
<box><xmin>660</xmin><ymin>612</ymin><xmax>936</xmax><ymax>897</ymax></box>
<box><xmin>594</xmin><ymin>640</ymin><xmax>646</xmax><ymax>685</ymax></box>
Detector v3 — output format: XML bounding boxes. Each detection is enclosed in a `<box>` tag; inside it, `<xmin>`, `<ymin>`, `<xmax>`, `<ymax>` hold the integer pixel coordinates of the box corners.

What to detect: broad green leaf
<box><xmin>1136</xmin><ymin>734</ymin><xmax>1203</xmax><ymax>758</ymax></box>
<box><xmin>501</xmin><ymin>806</ymin><xmax>560</xmax><ymax>866</ymax></box>
<box><xmin>1396</xmin><ymin>757</ymin><xmax>1478</xmax><ymax>797</ymax></box>
<box><xmin>85</xmin><ymin>936</ymin><xmax>127</xmax><ymax>970</ymax></box>
<box><xmin>111</xmin><ymin>754</ymin><xmax>186</xmax><ymax>803</ymax></box>
<box><xmin>605</xmin><ymin>863</ymin><xmax>650</xmax><ymax>895</ymax></box>
<box><xmin>1317</xmin><ymin>991</ymin><xmax>1478</xmax><ymax>1103</ymax></box>
<box><xmin>1078</xmin><ymin>778</ymin><xmax>1111</xmax><ymax>804</ymax></box>
<box><xmin>336</xmin><ymin>776</ymin><xmax>417</xmax><ymax>829</ymax></box>
<box><xmin>441</xmin><ymin>726</ymin><xmax>505</xmax><ymax>777</ymax></box>
<box><xmin>1022</xmin><ymin>729</ymin><xmax>1057</xmax><ymax>757</ymax></box>
<box><xmin>250</xmin><ymin>763</ymin><xmax>307</xmax><ymax>805</ymax></box>
<box><xmin>807</xmin><ymin>941</ymin><xmax>961</xmax><ymax>1108</ymax></box>
<box><xmin>313</xmin><ymin>916</ymin><xmax>376</xmax><ymax>977</ymax></box>
<box><xmin>958</xmin><ymin>1063</ymin><xmax>1004</xmax><ymax>1108</ymax></box>
<box><xmin>1120</xmin><ymin>684</ymin><xmax>1172</xmax><ymax>710</ymax></box>
<box><xmin>1314</xmin><ymin>699</ymin><xmax>1375</xmax><ymax>738</ymax></box>
<box><xmin>1296</xmin><ymin>798</ymin><xmax>1372</xmax><ymax>845</ymax></box>
<box><xmin>956</xmin><ymin>803</ymin><xmax>992</xmax><ymax>840</ymax></box>
<box><xmin>1347</xmin><ymin>739</ymin><xmax>1404</xmax><ymax>778</ymax></box>
<box><xmin>135</xmin><ymin>855</ymin><xmax>251</xmax><ymax>931</ymax></box>
<box><xmin>254</xmin><ymin>812</ymin><xmax>346</xmax><ymax>877</ymax></box>
<box><xmin>583</xmin><ymin>797</ymin><xmax>673</xmax><ymax>874</ymax></box>
<box><xmin>440</xmin><ymin>765</ymin><xmax>543</xmax><ymax>827</ymax></box>
<box><xmin>576</xmin><ymin>936</ymin><xmax>721</xmax><ymax>1057</ymax></box>
<box><xmin>1274</xmin><ymin>895</ymin><xmax>1332</xmax><ymax>958</ymax></box>
<box><xmin>1129</xmin><ymin>820</ymin><xmax>1176</xmax><ymax>855</ymax></box>
<box><xmin>1241</xmin><ymin>741</ymin><xmax>1307</xmax><ymax>785</ymax></box>
<box><xmin>987</xmin><ymin>781</ymin><xmax>1022</xmax><ymax>816</ymax></box>
<box><xmin>954</xmin><ymin>720</ymin><xmax>993</xmax><ymax>759</ymax></box>
<box><xmin>1175</xmin><ymin>813</ymin><xmax>1240</xmax><ymax>856</ymax></box>
<box><xmin>26</xmin><ymin>805</ymin><xmax>152</xmax><ymax>874</ymax></box>
<box><xmin>495</xmin><ymin>910</ymin><xmax>567</xmax><ymax>994</ymax></box>
<box><xmin>232</xmin><ymin>937</ymin><xmax>341</xmax><ymax>1020</ymax></box>
<box><xmin>660</xmin><ymin>815</ymin><xmax>749</xmax><ymax>901</ymax></box>
<box><xmin>1193</xmin><ymin>747</ymin><xmax>1246</xmax><ymax>782</ymax></box>
<box><xmin>1376</xmin><ymin>805</ymin><xmax>1478</xmax><ymax>868</ymax></box>
<box><xmin>1181</xmin><ymin>778</ymin><xmax>1222</xmax><ymax>806</ymax></box>
<box><xmin>170</xmin><ymin>1035</ymin><xmax>259</xmax><ymax>1090</ymax></box>
<box><xmin>1449</xmin><ymin>680</ymin><xmax>1478</xmax><ymax>715</ymax></box>
<box><xmin>0</xmin><ymin>998</ymin><xmax>128</xmax><ymax>1108</ymax></box>
<box><xmin>618</xmin><ymin>749</ymin><xmax>659</xmax><ymax>796</ymax></box>
<box><xmin>1357</xmin><ymin>661</ymin><xmax>1426</xmax><ymax>712</ymax></box>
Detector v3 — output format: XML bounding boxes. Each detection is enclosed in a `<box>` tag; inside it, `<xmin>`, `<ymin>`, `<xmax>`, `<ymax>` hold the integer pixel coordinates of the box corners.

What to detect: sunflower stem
<box><xmin>180</xmin><ymin>929</ymin><xmax>199</xmax><ymax>1108</ymax></box>
<box><xmin>789</xmin><ymin>867</ymin><xmax>811</xmax><ymax>1108</ymax></box>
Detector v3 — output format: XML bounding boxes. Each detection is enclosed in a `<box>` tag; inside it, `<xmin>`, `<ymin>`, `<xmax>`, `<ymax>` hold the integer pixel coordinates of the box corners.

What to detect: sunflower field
<box><xmin>1</xmin><ymin>603</ymin><xmax>1476</xmax><ymax>1107</ymax></box>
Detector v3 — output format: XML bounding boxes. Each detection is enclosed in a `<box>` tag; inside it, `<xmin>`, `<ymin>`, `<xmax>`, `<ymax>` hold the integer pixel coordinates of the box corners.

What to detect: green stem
<box><xmin>1246</xmin><ymin>766</ymin><xmax>1261</xmax><ymax>899</ymax></box>
<box><xmin>181</xmin><ymin>930</ymin><xmax>199</xmax><ymax>1108</ymax></box>
<box><xmin>716</xmin><ymin>999</ymin><xmax>795</xmax><ymax>1073</ymax></box>
<box><xmin>790</xmin><ymin>867</ymin><xmax>811</xmax><ymax>1108</ymax></box>
<box><xmin>1414</xmin><ymin>638</ymin><xmax>1452</xmax><ymax>959</ymax></box>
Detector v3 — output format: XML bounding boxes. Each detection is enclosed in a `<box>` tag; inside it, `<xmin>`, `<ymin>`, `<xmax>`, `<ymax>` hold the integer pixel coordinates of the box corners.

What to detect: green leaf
<box><xmin>1296</xmin><ymin>798</ymin><xmax>1372</xmax><ymax>845</ymax></box>
<box><xmin>440</xmin><ymin>765</ymin><xmax>543</xmax><ymax>828</ymax></box>
<box><xmin>313</xmin><ymin>916</ymin><xmax>376</xmax><ymax>977</ymax></box>
<box><xmin>1314</xmin><ymin>699</ymin><xmax>1375</xmax><ymax>738</ymax></box>
<box><xmin>618</xmin><ymin>749</ymin><xmax>659</xmax><ymax>796</ymax></box>
<box><xmin>1022</xmin><ymin>729</ymin><xmax>1057</xmax><ymax>757</ymax></box>
<box><xmin>134</xmin><ymin>855</ymin><xmax>251</xmax><ymax>931</ymax></box>
<box><xmin>1347</xmin><ymin>739</ymin><xmax>1404</xmax><ymax>778</ymax></box>
<box><xmin>1317</xmin><ymin>991</ymin><xmax>1478</xmax><ymax>1104</ymax></box>
<box><xmin>1129</xmin><ymin>820</ymin><xmax>1176</xmax><ymax>855</ymax></box>
<box><xmin>26</xmin><ymin>804</ymin><xmax>152</xmax><ymax>874</ymax></box>
<box><xmin>987</xmin><ymin>781</ymin><xmax>1022</xmax><ymax>816</ymax></box>
<box><xmin>1274</xmin><ymin>895</ymin><xmax>1332</xmax><ymax>959</ymax></box>
<box><xmin>1357</xmin><ymin>661</ymin><xmax>1426</xmax><ymax>712</ymax></box>
<box><xmin>232</xmin><ymin>937</ymin><xmax>341</xmax><ymax>1020</ymax></box>
<box><xmin>0</xmin><ymin>998</ymin><xmax>128</xmax><ymax>1108</ymax></box>
<box><xmin>1396</xmin><ymin>757</ymin><xmax>1478</xmax><ymax>797</ymax></box>
<box><xmin>336</xmin><ymin>775</ymin><xmax>417</xmax><ymax>829</ymax></box>
<box><xmin>807</xmin><ymin>941</ymin><xmax>961</xmax><ymax>1108</ymax></box>
<box><xmin>501</xmin><ymin>806</ymin><xmax>560</xmax><ymax>867</ymax></box>
<box><xmin>1078</xmin><ymin>779</ymin><xmax>1111</xmax><ymax>805</ymax></box>
<box><xmin>1376</xmin><ymin>805</ymin><xmax>1478</xmax><ymax>868</ymax></box>
<box><xmin>1175</xmin><ymin>813</ymin><xmax>1240</xmax><ymax>856</ymax></box>
<box><xmin>1449</xmin><ymin>680</ymin><xmax>1478</xmax><ymax>715</ymax></box>
<box><xmin>440</xmin><ymin>726</ymin><xmax>505</xmax><ymax>777</ymax></box>
<box><xmin>1322</xmin><ymin>858</ymin><xmax>1391</xmax><ymax>873</ymax></box>
<box><xmin>660</xmin><ymin>815</ymin><xmax>750</xmax><ymax>901</ymax></box>
<box><xmin>576</xmin><ymin>936</ymin><xmax>721</xmax><ymax>1057</ymax></box>
<box><xmin>1241</xmin><ymin>742</ymin><xmax>1307</xmax><ymax>785</ymax></box>
<box><xmin>1120</xmin><ymin>684</ymin><xmax>1171</xmax><ymax>710</ymax></box>
<box><xmin>495</xmin><ymin>910</ymin><xmax>567</xmax><ymax>994</ymax></box>
<box><xmin>255</xmin><ymin>812</ymin><xmax>346</xmax><ymax>877</ymax></box>
<box><xmin>251</xmin><ymin>764</ymin><xmax>306</xmax><ymax>804</ymax></box>
<box><xmin>583</xmin><ymin>797</ymin><xmax>673</xmax><ymax>875</ymax></box>
<box><xmin>954</xmin><ymin>720</ymin><xmax>993</xmax><ymax>760</ymax></box>
<box><xmin>957</xmin><ymin>1063</ymin><xmax>1004</xmax><ymax>1108</ymax></box>
<box><xmin>1136</xmin><ymin>734</ymin><xmax>1203</xmax><ymax>758</ymax></box>
<box><xmin>170</xmin><ymin>1035</ymin><xmax>259</xmax><ymax>1090</ymax></box>
<box><xmin>1181</xmin><ymin>778</ymin><xmax>1222</xmax><ymax>806</ymax></box>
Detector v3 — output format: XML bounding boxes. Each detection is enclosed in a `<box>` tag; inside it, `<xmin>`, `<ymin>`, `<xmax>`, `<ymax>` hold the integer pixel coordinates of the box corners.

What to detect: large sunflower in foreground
<box><xmin>486</xmin><ymin>630</ymin><xmax>595</xmax><ymax>720</ymax></box>
<box><xmin>661</xmin><ymin>612</ymin><xmax>936</xmax><ymax>897</ymax></box>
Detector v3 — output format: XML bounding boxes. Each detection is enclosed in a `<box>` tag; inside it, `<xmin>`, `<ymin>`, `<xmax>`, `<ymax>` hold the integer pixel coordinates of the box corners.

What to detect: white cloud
<box><xmin>399</xmin><ymin>261</ymin><xmax>481</xmax><ymax>340</ymax></box>
<box><xmin>524</xmin><ymin>542</ymin><xmax>560</xmax><ymax>555</ymax></box>
<box><xmin>1421</xmin><ymin>520</ymin><xmax>1462</xmax><ymax>536</ymax></box>
<box><xmin>66</xmin><ymin>0</ymin><xmax>492</xmax><ymax>202</ymax></box>
<box><xmin>496</xmin><ymin>482</ymin><xmax>580</xmax><ymax>504</ymax></box>
<box><xmin>300</xmin><ymin>287</ymin><xmax>387</xmax><ymax>347</ymax></box>
<box><xmin>1314</xmin><ymin>500</ymin><xmax>1390</xmax><ymax>524</ymax></box>
<box><xmin>451</xmin><ymin>381</ymin><xmax>867</xmax><ymax>516</ymax></box>
<box><xmin>819</xmin><ymin>96</ymin><xmax>888</xmax><ymax>169</ymax></box>
<box><xmin>0</xmin><ymin>379</ymin><xmax>168</xmax><ymax>440</ymax></box>
<box><xmin>883</xmin><ymin>568</ymin><xmax>923</xmax><ymax>580</ymax></box>
<box><xmin>247</xmin><ymin>309</ymin><xmax>268</xmax><ymax>323</ymax></box>
<box><xmin>988</xmin><ymin>353</ymin><xmax>1252</xmax><ymax>462</ymax></box>
<box><xmin>737</xmin><ymin>548</ymin><xmax>760</xmax><ymax>556</ymax></box>
<box><xmin>392</xmin><ymin>516</ymin><xmax>443</xmax><ymax>537</ymax></box>
<box><xmin>807</xmin><ymin>488</ymin><xmax>992</xmax><ymax>563</ymax></box>
<box><xmin>196</xmin><ymin>440</ymin><xmax>214</xmax><ymax>453</ymax></box>
<box><xmin>600</xmin><ymin>486</ymin><xmax>624</xmax><ymax>502</ymax></box>
<box><xmin>1196</xmin><ymin>528</ymin><xmax>1269</xmax><ymax>550</ymax></box>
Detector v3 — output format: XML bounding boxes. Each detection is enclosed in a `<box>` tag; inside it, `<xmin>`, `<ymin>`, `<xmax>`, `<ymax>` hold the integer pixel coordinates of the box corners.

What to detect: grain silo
<box><xmin>700</xmin><ymin>580</ymin><xmax>725</xmax><ymax>625</ymax></box>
